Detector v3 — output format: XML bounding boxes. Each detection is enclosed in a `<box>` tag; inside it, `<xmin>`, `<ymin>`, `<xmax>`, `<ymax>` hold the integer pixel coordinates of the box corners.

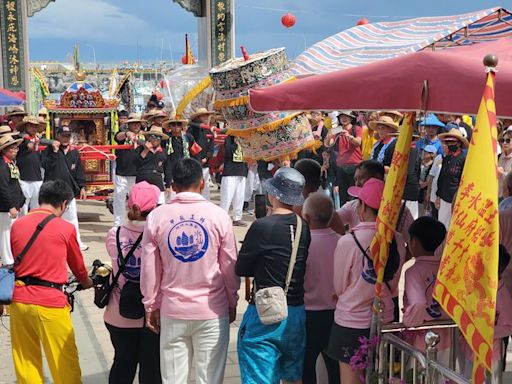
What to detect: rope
<box><xmin>77</xmin><ymin>144</ymin><xmax>117</xmax><ymax>161</ymax></box>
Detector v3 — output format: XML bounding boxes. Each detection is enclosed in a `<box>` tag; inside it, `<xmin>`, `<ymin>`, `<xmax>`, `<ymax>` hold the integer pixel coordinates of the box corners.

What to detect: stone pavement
<box><xmin>2</xmin><ymin>189</ymin><xmax>512</xmax><ymax>383</ymax></box>
<box><xmin>0</xmin><ymin>188</ymin><xmax>249</xmax><ymax>384</ymax></box>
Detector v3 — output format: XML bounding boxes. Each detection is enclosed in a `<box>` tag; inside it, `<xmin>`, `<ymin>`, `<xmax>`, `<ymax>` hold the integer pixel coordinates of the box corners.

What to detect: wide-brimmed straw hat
<box><xmin>163</xmin><ymin>116</ymin><xmax>188</xmax><ymax>129</ymax></box>
<box><xmin>438</xmin><ymin>128</ymin><xmax>469</xmax><ymax>148</ymax></box>
<box><xmin>0</xmin><ymin>125</ymin><xmax>15</xmax><ymax>136</ymax></box>
<box><xmin>126</xmin><ymin>113</ymin><xmax>146</xmax><ymax>124</ymax></box>
<box><xmin>190</xmin><ymin>108</ymin><xmax>214</xmax><ymax>120</ymax></box>
<box><xmin>380</xmin><ymin>110</ymin><xmax>403</xmax><ymax>119</ymax></box>
<box><xmin>16</xmin><ymin>115</ymin><xmax>40</xmax><ymax>131</ymax></box>
<box><xmin>142</xmin><ymin>126</ymin><xmax>169</xmax><ymax>140</ymax></box>
<box><xmin>145</xmin><ymin>109</ymin><xmax>167</xmax><ymax>122</ymax></box>
<box><xmin>263</xmin><ymin>167</ymin><xmax>305</xmax><ymax>206</ymax></box>
<box><xmin>337</xmin><ymin>110</ymin><xmax>356</xmax><ymax>119</ymax></box>
<box><xmin>38</xmin><ymin>107</ymin><xmax>48</xmax><ymax>116</ymax></box>
<box><xmin>5</xmin><ymin>106</ymin><xmax>27</xmax><ymax>118</ymax></box>
<box><xmin>369</xmin><ymin>115</ymin><xmax>400</xmax><ymax>131</ymax></box>
<box><xmin>0</xmin><ymin>134</ymin><xmax>22</xmax><ymax>152</ymax></box>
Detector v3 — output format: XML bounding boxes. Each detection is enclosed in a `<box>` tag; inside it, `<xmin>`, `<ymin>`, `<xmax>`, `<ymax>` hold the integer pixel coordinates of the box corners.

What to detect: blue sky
<box><xmin>28</xmin><ymin>0</ymin><xmax>508</xmax><ymax>64</ymax></box>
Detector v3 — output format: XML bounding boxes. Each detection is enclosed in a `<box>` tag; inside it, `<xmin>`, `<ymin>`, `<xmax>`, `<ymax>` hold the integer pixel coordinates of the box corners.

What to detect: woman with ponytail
<box><xmin>104</xmin><ymin>181</ymin><xmax>162</xmax><ymax>384</ymax></box>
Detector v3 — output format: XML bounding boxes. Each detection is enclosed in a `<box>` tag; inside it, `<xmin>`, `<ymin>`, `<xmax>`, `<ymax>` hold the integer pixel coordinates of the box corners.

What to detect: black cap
<box><xmin>57</xmin><ymin>126</ymin><xmax>72</xmax><ymax>135</ymax></box>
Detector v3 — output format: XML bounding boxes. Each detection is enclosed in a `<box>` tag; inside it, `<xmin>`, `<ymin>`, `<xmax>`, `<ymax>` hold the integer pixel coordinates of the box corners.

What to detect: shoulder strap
<box><xmin>284</xmin><ymin>215</ymin><xmax>302</xmax><ymax>294</ymax></box>
<box><xmin>14</xmin><ymin>214</ymin><xmax>56</xmax><ymax>267</ymax></box>
<box><xmin>350</xmin><ymin>230</ymin><xmax>371</xmax><ymax>262</ymax></box>
<box><xmin>107</xmin><ymin>229</ymin><xmax>144</xmax><ymax>294</ymax></box>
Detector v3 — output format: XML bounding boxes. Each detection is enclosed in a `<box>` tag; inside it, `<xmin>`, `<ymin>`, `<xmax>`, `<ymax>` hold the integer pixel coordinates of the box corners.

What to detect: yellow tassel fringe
<box><xmin>226</xmin><ymin>112</ymin><xmax>303</xmax><ymax>138</ymax></box>
<box><xmin>243</xmin><ymin>139</ymin><xmax>322</xmax><ymax>162</ymax></box>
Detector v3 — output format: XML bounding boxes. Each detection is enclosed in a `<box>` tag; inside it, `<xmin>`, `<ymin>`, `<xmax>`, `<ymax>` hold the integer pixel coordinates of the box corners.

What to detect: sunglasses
<box><xmin>148</xmin><ymin>134</ymin><xmax>162</xmax><ymax>140</ymax></box>
<box><xmin>499</xmin><ymin>138</ymin><xmax>511</xmax><ymax>144</ymax></box>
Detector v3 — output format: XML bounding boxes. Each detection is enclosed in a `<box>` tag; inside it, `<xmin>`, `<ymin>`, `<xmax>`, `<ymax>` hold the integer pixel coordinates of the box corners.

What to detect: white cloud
<box><xmin>29</xmin><ymin>0</ymin><xmax>155</xmax><ymax>45</ymax></box>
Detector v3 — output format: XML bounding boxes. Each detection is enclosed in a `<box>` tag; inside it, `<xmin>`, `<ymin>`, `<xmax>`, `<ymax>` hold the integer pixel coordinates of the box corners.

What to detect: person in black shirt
<box><xmin>163</xmin><ymin>116</ymin><xmax>195</xmax><ymax>184</ymax></box>
<box><xmin>42</xmin><ymin>126</ymin><xmax>88</xmax><ymax>250</ymax></box>
<box><xmin>0</xmin><ymin>134</ymin><xmax>25</xmax><ymax>265</ymax></box>
<box><xmin>113</xmin><ymin>113</ymin><xmax>146</xmax><ymax>226</ymax></box>
<box><xmin>435</xmin><ymin>128</ymin><xmax>468</xmax><ymax>229</ymax></box>
<box><xmin>236</xmin><ymin>167</ymin><xmax>311</xmax><ymax>384</ymax></box>
<box><xmin>219</xmin><ymin>135</ymin><xmax>248</xmax><ymax>227</ymax></box>
<box><xmin>188</xmin><ymin>108</ymin><xmax>215</xmax><ymax>200</ymax></box>
<box><xmin>16</xmin><ymin>116</ymin><xmax>43</xmax><ymax>215</ymax></box>
<box><xmin>136</xmin><ymin>126</ymin><xmax>171</xmax><ymax>204</ymax></box>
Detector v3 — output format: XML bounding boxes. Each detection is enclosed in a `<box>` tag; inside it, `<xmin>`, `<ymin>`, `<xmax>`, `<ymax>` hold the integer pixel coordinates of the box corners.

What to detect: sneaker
<box><xmin>232</xmin><ymin>220</ymin><xmax>247</xmax><ymax>227</ymax></box>
<box><xmin>80</xmin><ymin>245</ymin><xmax>89</xmax><ymax>251</ymax></box>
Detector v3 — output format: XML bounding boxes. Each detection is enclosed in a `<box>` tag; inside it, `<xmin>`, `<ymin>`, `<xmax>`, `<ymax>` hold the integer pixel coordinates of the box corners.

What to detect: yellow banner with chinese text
<box><xmin>370</xmin><ymin>113</ymin><xmax>414</xmax><ymax>298</ymax></box>
<box><xmin>433</xmin><ymin>71</ymin><xmax>499</xmax><ymax>383</ymax></box>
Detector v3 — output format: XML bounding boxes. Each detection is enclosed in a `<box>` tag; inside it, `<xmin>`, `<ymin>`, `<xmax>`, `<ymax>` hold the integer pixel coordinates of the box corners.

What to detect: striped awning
<box><xmin>292</xmin><ymin>7</ymin><xmax>512</xmax><ymax>76</ymax></box>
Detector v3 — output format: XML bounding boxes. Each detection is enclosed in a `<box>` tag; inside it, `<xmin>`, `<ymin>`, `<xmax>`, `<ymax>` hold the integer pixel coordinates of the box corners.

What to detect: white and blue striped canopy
<box><xmin>292</xmin><ymin>7</ymin><xmax>512</xmax><ymax>76</ymax></box>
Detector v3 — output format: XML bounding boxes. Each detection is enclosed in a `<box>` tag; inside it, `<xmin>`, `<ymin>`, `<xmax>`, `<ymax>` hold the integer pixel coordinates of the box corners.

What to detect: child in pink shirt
<box><xmin>302</xmin><ymin>192</ymin><xmax>341</xmax><ymax>384</ymax></box>
<box><xmin>463</xmin><ymin>245</ymin><xmax>512</xmax><ymax>383</ymax></box>
<box><xmin>402</xmin><ymin>217</ymin><xmax>450</xmax><ymax>360</ymax></box>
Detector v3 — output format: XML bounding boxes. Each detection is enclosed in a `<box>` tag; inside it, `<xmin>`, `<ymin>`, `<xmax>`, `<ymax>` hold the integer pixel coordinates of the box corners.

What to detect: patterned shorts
<box><xmin>238</xmin><ymin>304</ymin><xmax>306</xmax><ymax>384</ymax></box>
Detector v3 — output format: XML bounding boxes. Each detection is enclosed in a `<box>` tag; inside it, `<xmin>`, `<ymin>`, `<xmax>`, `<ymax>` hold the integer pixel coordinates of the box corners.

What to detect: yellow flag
<box><xmin>433</xmin><ymin>71</ymin><xmax>499</xmax><ymax>383</ymax></box>
<box><xmin>370</xmin><ymin>113</ymin><xmax>414</xmax><ymax>297</ymax></box>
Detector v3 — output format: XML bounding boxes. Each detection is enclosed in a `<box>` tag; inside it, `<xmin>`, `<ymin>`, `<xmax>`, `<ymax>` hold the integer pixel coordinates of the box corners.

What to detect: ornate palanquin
<box><xmin>45</xmin><ymin>82</ymin><xmax>120</xmax><ymax>198</ymax></box>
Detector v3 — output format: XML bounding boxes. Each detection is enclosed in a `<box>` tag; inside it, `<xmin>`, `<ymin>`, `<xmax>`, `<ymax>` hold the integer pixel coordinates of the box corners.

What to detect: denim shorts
<box><xmin>238</xmin><ymin>304</ymin><xmax>306</xmax><ymax>384</ymax></box>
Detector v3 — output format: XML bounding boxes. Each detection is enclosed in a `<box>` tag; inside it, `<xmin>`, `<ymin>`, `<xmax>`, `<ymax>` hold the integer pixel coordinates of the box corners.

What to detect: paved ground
<box><xmin>1</xmin><ymin>189</ymin><xmax>512</xmax><ymax>383</ymax></box>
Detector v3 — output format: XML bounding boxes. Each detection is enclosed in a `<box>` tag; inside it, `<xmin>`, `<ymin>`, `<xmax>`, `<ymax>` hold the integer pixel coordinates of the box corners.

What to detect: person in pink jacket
<box><xmin>402</xmin><ymin>216</ymin><xmax>450</xmax><ymax>362</ymax></box>
<box><xmin>104</xmin><ymin>181</ymin><xmax>162</xmax><ymax>384</ymax></box>
<box><xmin>140</xmin><ymin>158</ymin><xmax>240</xmax><ymax>384</ymax></box>
<box><xmin>325</xmin><ymin>178</ymin><xmax>406</xmax><ymax>384</ymax></box>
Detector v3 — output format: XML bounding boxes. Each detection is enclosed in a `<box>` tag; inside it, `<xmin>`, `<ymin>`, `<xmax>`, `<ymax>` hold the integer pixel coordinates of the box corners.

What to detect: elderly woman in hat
<box><xmin>189</xmin><ymin>108</ymin><xmax>215</xmax><ymax>199</ymax></box>
<box><xmin>135</xmin><ymin>125</ymin><xmax>172</xmax><ymax>204</ymax></box>
<box><xmin>0</xmin><ymin>134</ymin><xmax>25</xmax><ymax>265</ymax></box>
<box><xmin>435</xmin><ymin>128</ymin><xmax>468</xmax><ymax>229</ymax></box>
<box><xmin>236</xmin><ymin>167</ymin><xmax>311</xmax><ymax>384</ymax></box>
<box><xmin>16</xmin><ymin>116</ymin><xmax>45</xmax><ymax>215</ymax></box>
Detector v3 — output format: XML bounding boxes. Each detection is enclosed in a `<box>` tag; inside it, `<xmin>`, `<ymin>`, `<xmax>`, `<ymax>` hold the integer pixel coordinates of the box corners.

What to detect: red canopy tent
<box><xmin>249</xmin><ymin>38</ymin><xmax>512</xmax><ymax>117</ymax></box>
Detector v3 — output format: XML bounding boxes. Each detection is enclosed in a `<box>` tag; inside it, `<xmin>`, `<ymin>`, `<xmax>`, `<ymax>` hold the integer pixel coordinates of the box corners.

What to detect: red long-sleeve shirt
<box><xmin>10</xmin><ymin>208</ymin><xmax>89</xmax><ymax>308</ymax></box>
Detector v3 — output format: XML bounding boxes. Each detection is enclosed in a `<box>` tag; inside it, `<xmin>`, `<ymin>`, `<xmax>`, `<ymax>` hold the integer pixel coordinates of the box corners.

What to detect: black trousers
<box><xmin>105</xmin><ymin>322</ymin><xmax>161</xmax><ymax>384</ymax></box>
<box><xmin>335</xmin><ymin>164</ymin><xmax>357</xmax><ymax>206</ymax></box>
<box><xmin>303</xmin><ymin>310</ymin><xmax>340</xmax><ymax>384</ymax></box>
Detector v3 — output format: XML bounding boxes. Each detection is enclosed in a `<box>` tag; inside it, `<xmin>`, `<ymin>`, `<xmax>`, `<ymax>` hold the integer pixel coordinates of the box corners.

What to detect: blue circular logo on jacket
<box><xmin>167</xmin><ymin>220</ymin><xmax>209</xmax><ymax>263</ymax></box>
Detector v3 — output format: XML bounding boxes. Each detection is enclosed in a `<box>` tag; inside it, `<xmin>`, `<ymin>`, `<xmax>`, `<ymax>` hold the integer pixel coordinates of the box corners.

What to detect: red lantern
<box><xmin>356</xmin><ymin>18</ymin><xmax>369</xmax><ymax>26</ymax></box>
<box><xmin>281</xmin><ymin>13</ymin><xmax>296</xmax><ymax>29</ymax></box>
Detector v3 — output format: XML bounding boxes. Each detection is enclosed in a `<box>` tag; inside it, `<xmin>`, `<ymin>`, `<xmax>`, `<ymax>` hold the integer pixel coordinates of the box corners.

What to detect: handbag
<box><xmin>94</xmin><ymin>227</ymin><xmax>143</xmax><ymax>309</ymax></box>
<box><xmin>254</xmin><ymin>215</ymin><xmax>302</xmax><ymax>325</ymax></box>
<box><xmin>0</xmin><ymin>214</ymin><xmax>56</xmax><ymax>304</ymax></box>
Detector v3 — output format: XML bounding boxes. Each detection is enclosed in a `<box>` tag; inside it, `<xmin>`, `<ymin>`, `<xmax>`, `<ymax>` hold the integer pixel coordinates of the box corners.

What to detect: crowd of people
<box><xmin>0</xmin><ymin>105</ymin><xmax>511</xmax><ymax>384</ymax></box>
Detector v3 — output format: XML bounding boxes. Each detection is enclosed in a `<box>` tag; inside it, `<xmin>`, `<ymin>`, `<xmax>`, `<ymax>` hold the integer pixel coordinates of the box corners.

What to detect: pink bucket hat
<box><xmin>347</xmin><ymin>178</ymin><xmax>385</xmax><ymax>209</ymax></box>
<box><xmin>128</xmin><ymin>181</ymin><xmax>161</xmax><ymax>213</ymax></box>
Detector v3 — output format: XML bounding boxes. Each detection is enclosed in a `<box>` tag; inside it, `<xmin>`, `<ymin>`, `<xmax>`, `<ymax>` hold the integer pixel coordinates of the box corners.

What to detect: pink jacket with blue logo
<box><xmin>140</xmin><ymin>192</ymin><xmax>240</xmax><ymax>320</ymax></box>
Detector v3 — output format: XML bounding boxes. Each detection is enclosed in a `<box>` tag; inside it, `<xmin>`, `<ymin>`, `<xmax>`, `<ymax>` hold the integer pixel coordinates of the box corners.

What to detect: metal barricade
<box><xmin>373</xmin><ymin>320</ymin><xmax>470</xmax><ymax>384</ymax></box>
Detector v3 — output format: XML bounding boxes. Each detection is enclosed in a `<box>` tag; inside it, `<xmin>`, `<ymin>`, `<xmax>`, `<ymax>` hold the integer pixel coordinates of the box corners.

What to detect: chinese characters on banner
<box><xmin>211</xmin><ymin>0</ymin><xmax>232</xmax><ymax>66</ymax></box>
<box><xmin>0</xmin><ymin>0</ymin><xmax>25</xmax><ymax>91</ymax></box>
<box><xmin>370</xmin><ymin>113</ymin><xmax>414</xmax><ymax>298</ymax></box>
<box><xmin>433</xmin><ymin>71</ymin><xmax>499</xmax><ymax>383</ymax></box>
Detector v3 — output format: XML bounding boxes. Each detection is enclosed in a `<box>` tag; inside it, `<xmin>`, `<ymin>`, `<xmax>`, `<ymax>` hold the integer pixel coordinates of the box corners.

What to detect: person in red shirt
<box><xmin>325</xmin><ymin>111</ymin><xmax>363</xmax><ymax>206</ymax></box>
<box><xmin>9</xmin><ymin>179</ymin><xmax>93</xmax><ymax>384</ymax></box>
